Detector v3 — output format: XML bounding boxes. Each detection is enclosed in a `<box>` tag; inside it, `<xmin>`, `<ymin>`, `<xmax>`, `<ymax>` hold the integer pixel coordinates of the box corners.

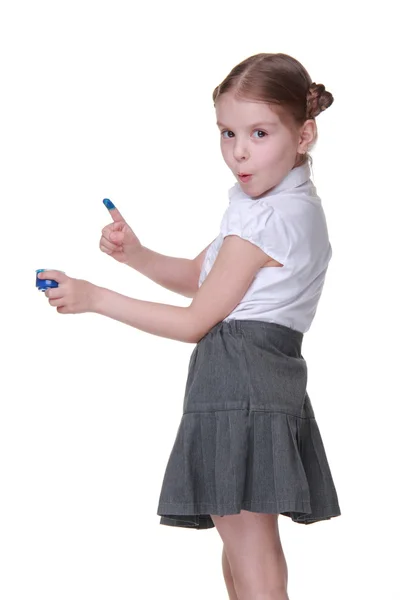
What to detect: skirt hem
<box><xmin>158</xmin><ymin>501</ymin><xmax>341</xmax><ymax>529</ymax></box>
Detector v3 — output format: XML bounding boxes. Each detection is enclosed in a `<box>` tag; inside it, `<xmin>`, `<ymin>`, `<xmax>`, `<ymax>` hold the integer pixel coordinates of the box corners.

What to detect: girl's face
<box><xmin>215</xmin><ymin>91</ymin><xmax>312</xmax><ymax>199</ymax></box>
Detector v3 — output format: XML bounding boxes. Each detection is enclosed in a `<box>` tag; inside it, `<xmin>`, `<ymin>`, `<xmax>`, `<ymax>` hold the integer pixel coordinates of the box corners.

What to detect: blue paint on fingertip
<box><xmin>103</xmin><ymin>198</ymin><xmax>116</xmax><ymax>210</ymax></box>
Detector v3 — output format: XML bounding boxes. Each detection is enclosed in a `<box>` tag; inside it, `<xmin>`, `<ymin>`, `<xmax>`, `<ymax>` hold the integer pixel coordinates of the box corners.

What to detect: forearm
<box><xmin>92</xmin><ymin>285</ymin><xmax>200</xmax><ymax>343</ymax></box>
<box><xmin>126</xmin><ymin>246</ymin><xmax>199</xmax><ymax>298</ymax></box>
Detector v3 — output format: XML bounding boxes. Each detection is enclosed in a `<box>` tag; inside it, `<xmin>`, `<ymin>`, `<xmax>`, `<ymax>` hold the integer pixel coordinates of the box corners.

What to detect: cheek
<box><xmin>220</xmin><ymin>142</ymin><xmax>232</xmax><ymax>164</ymax></box>
<box><xmin>261</xmin><ymin>136</ymin><xmax>293</xmax><ymax>162</ymax></box>
<box><xmin>279</xmin><ymin>131</ymin><xmax>298</xmax><ymax>154</ymax></box>
<box><xmin>255</xmin><ymin>143</ymin><xmax>280</xmax><ymax>165</ymax></box>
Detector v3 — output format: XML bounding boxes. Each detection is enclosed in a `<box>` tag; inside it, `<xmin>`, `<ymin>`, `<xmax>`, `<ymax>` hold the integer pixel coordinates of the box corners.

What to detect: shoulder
<box><xmin>265</xmin><ymin>180</ymin><xmax>328</xmax><ymax>231</ymax></box>
<box><xmin>220</xmin><ymin>194</ymin><xmax>291</xmax><ymax>265</ymax></box>
<box><xmin>222</xmin><ymin>178</ymin><xmax>329</xmax><ymax>263</ymax></box>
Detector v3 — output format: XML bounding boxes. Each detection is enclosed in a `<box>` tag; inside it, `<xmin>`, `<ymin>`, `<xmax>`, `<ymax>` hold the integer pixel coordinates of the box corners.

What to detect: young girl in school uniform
<box><xmin>39</xmin><ymin>52</ymin><xmax>341</xmax><ymax>599</ymax></box>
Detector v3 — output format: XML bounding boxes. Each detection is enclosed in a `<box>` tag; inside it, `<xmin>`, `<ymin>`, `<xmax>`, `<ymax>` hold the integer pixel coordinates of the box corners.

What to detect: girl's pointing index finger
<box><xmin>103</xmin><ymin>198</ymin><xmax>125</xmax><ymax>222</ymax></box>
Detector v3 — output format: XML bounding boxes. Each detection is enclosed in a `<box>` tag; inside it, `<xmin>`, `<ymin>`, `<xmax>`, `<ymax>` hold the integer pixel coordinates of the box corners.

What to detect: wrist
<box><xmin>91</xmin><ymin>284</ymin><xmax>108</xmax><ymax>314</ymax></box>
<box><xmin>125</xmin><ymin>244</ymin><xmax>146</xmax><ymax>269</ymax></box>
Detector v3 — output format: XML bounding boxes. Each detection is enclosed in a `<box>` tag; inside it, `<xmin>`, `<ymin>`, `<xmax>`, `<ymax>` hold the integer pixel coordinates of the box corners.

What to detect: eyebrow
<box><xmin>216</xmin><ymin>121</ymin><xmax>278</xmax><ymax>128</ymax></box>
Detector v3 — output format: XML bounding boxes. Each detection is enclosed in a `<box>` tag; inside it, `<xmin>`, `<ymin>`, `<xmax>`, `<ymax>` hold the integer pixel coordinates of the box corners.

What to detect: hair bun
<box><xmin>306</xmin><ymin>82</ymin><xmax>334</xmax><ymax>118</ymax></box>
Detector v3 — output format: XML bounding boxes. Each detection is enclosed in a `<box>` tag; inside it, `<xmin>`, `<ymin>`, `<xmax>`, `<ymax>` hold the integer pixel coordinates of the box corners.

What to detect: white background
<box><xmin>1</xmin><ymin>1</ymin><xmax>399</xmax><ymax>598</ymax></box>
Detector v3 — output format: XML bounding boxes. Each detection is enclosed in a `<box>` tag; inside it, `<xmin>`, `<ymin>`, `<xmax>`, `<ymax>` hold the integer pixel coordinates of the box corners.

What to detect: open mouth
<box><xmin>238</xmin><ymin>174</ymin><xmax>252</xmax><ymax>182</ymax></box>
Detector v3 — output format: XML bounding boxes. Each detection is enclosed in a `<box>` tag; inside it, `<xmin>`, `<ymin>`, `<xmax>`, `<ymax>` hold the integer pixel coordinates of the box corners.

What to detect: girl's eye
<box><xmin>220</xmin><ymin>130</ymin><xmax>267</xmax><ymax>139</ymax></box>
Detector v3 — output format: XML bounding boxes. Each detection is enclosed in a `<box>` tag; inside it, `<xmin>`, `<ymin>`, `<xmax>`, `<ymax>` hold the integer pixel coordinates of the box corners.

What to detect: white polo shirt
<box><xmin>198</xmin><ymin>162</ymin><xmax>332</xmax><ymax>333</ymax></box>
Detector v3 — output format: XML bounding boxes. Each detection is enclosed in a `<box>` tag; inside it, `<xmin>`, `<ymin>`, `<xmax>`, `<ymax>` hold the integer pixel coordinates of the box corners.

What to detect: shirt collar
<box><xmin>228</xmin><ymin>162</ymin><xmax>311</xmax><ymax>201</ymax></box>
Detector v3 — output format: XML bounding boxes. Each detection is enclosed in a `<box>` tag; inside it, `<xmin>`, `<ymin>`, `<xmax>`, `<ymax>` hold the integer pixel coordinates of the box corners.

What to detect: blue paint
<box><xmin>35</xmin><ymin>268</ymin><xmax>59</xmax><ymax>292</ymax></box>
<box><xmin>103</xmin><ymin>198</ymin><xmax>116</xmax><ymax>210</ymax></box>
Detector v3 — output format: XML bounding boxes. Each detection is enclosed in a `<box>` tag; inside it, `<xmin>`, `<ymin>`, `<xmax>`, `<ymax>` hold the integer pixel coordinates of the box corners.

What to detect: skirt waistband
<box><xmin>208</xmin><ymin>319</ymin><xmax>304</xmax><ymax>342</ymax></box>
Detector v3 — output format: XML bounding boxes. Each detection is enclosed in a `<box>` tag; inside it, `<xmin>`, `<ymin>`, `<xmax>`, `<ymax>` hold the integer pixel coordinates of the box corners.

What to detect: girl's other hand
<box><xmin>100</xmin><ymin>200</ymin><xmax>142</xmax><ymax>264</ymax></box>
<box><xmin>38</xmin><ymin>270</ymin><xmax>98</xmax><ymax>314</ymax></box>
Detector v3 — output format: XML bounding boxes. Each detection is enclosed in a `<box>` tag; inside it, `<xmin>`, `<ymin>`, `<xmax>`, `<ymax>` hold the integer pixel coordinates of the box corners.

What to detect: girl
<box><xmin>39</xmin><ymin>52</ymin><xmax>341</xmax><ymax>600</ymax></box>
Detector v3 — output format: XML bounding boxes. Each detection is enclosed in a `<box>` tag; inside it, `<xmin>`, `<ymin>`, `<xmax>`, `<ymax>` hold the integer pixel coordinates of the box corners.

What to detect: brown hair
<box><xmin>212</xmin><ymin>53</ymin><xmax>334</xmax><ymax>168</ymax></box>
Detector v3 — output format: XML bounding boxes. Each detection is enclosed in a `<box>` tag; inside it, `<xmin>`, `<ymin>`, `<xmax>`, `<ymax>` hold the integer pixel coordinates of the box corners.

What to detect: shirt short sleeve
<box><xmin>220</xmin><ymin>200</ymin><xmax>291</xmax><ymax>264</ymax></box>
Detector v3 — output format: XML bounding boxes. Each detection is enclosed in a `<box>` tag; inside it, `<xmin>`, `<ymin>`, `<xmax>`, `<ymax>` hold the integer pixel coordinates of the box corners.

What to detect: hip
<box><xmin>183</xmin><ymin>319</ymin><xmax>308</xmax><ymax>416</ymax></box>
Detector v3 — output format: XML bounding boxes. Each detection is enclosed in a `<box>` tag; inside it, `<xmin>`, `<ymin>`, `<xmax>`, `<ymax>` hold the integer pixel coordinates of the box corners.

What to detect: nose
<box><xmin>232</xmin><ymin>137</ymin><xmax>249</xmax><ymax>162</ymax></box>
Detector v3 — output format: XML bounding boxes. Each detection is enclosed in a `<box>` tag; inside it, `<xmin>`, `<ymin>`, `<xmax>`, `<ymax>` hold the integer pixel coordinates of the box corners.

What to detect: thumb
<box><xmin>103</xmin><ymin>198</ymin><xmax>126</xmax><ymax>222</ymax></box>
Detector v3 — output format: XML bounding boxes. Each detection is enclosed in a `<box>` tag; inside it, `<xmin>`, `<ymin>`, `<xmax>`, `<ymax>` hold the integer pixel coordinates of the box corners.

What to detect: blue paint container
<box><xmin>36</xmin><ymin>269</ymin><xmax>64</xmax><ymax>292</ymax></box>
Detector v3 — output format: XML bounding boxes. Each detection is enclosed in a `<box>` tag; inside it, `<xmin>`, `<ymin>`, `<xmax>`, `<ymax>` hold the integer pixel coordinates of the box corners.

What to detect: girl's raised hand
<box><xmin>100</xmin><ymin>199</ymin><xmax>142</xmax><ymax>264</ymax></box>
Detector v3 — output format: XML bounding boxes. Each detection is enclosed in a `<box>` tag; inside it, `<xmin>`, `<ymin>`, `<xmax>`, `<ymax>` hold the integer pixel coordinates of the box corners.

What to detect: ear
<box><xmin>297</xmin><ymin>119</ymin><xmax>317</xmax><ymax>154</ymax></box>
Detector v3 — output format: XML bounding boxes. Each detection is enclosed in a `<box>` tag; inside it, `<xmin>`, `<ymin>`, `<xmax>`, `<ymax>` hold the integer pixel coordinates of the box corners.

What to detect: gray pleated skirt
<box><xmin>157</xmin><ymin>319</ymin><xmax>341</xmax><ymax>529</ymax></box>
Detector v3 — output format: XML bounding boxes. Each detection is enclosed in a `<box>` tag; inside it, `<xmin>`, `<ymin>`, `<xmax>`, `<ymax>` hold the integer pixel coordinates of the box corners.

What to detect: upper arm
<box><xmin>187</xmin><ymin>235</ymin><xmax>274</xmax><ymax>342</ymax></box>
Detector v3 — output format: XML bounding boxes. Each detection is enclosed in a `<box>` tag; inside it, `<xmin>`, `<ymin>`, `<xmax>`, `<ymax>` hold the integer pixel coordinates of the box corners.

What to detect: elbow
<box><xmin>184</xmin><ymin>305</ymin><xmax>234</xmax><ymax>344</ymax></box>
<box><xmin>184</xmin><ymin>312</ymin><xmax>217</xmax><ymax>344</ymax></box>
<box><xmin>185</xmin><ymin>326</ymin><xmax>206</xmax><ymax>344</ymax></box>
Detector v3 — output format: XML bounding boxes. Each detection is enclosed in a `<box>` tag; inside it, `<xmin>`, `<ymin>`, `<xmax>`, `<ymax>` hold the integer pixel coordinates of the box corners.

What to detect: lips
<box><xmin>238</xmin><ymin>173</ymin><xmax>252</xmax><ymax>182</ymax></box>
